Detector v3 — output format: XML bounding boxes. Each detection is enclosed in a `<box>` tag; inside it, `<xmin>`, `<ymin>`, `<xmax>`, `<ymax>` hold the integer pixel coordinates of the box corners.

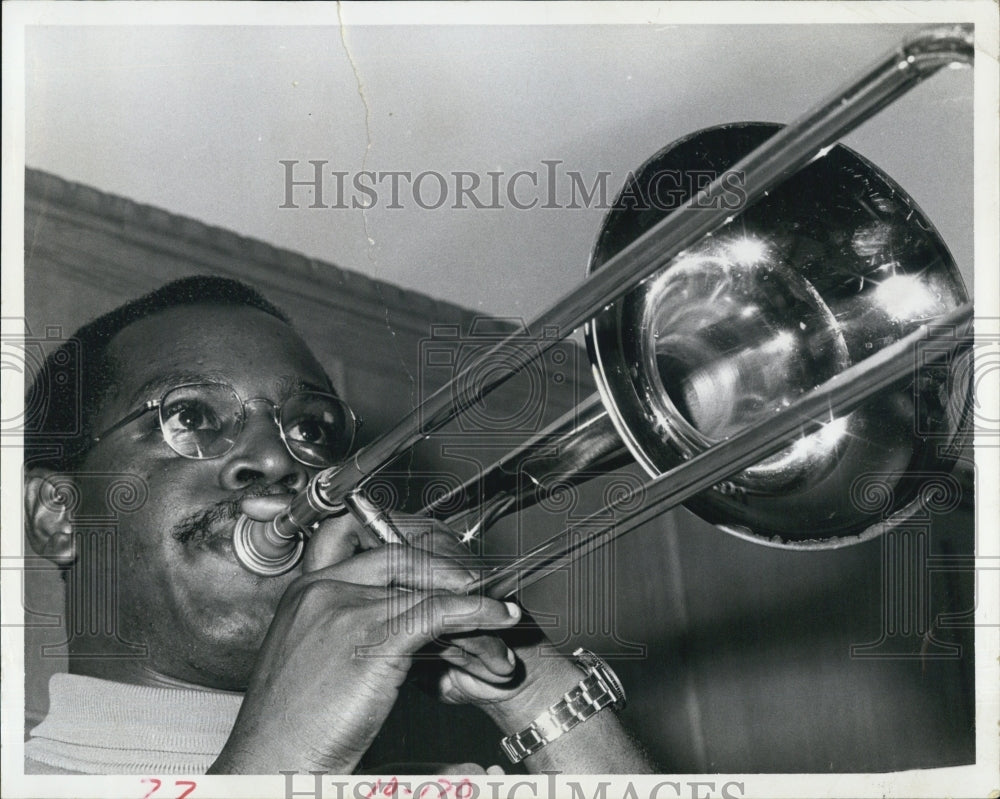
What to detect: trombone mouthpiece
<box><xmin>232</xmin><ymin>513</ymin><xmax>304</xmax><ymax>577</ymax></box>
<box><xmin>231</xmin><ymin>468</ymin><xmax>352</xmax><ymax>576</ymax></box>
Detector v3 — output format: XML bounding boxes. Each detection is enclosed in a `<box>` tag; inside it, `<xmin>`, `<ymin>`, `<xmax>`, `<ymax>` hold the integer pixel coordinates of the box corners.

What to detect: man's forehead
<box><xmin>104</xmin><ymin>304</ymin><xmax>334</xmax><ymax>401</ymax></box>
<box><xmin>124</xmin><ymin>371</ymin><xmax>332</xmax><ymax>407</ymax></box>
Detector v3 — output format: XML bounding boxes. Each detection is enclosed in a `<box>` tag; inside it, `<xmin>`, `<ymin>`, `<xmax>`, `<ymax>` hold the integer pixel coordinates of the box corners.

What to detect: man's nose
<box><xmin>218</xmin><ymin>409</ymin><xmax>308</xmax><ymax>492</ymax></box>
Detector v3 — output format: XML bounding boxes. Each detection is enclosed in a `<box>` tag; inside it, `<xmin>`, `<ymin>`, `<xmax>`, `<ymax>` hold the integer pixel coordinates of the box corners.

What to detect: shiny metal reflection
<box><xmin>586</xmin><ymin>123</ymin><xmax>969</xmax><ymax>544</ymax></box>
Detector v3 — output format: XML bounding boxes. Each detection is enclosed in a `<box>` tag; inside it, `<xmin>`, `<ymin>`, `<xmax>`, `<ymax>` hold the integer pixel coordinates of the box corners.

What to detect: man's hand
<box><xmin>209</xmin><ymin>502</ymin><xmax>522</xmax><ymax>775</ymax></box>
<box><xmin>393</xmin><ymin>526</ymin><xmax>584</xmax><ymax>728</ymax></box>
<box><xmin>408</xmin><ymin>529</ymin><xmax>656</xmax><ymax>774</ymax></box>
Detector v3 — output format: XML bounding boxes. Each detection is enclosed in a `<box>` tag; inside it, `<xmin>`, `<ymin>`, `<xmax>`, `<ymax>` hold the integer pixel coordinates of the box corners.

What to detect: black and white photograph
<box><xmin>2</xmin><ymin>3</ymin><xmax>998</xmax><ymax>798</ymax></box>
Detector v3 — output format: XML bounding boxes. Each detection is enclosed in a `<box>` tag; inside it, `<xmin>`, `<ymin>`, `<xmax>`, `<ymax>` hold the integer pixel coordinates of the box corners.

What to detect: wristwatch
<box><xmin>499</xmin><ymin>648</ymin><xmax>627</xmax><ymax>764</ymax></box>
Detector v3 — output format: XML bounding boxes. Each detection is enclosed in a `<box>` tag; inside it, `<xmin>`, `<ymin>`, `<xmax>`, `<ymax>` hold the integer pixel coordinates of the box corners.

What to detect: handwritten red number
<box><xmin>456</xmin><ymin>780</ymin><xmax>473</xmax><ymax>799</ymax></box>
<box><xmin>175</xmin><ymin>780</ymin><xmax>197</xmax><ymax>799</ymax></box>
<box><xmin>141</xmin><ymin>778</ymin><xmax>162</xmax><ymax>799</ymax></box>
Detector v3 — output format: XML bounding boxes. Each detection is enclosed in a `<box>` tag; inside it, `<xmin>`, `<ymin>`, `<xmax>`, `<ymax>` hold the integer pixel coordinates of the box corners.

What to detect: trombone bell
<box><xmin>587</xmin><ymin>123</ymin><xmax>970</xmax><ymax>546</ymax></box>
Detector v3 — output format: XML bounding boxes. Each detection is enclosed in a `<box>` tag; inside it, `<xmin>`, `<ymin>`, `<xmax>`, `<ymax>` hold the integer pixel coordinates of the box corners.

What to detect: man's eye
<box><xmin>162</xmin><ymin>400</ymin><xmax>222</xmax><ymax>433</ymax></box>
<box><xmin>285</xmin><ymin>418</ymin><xmax>333</xmax><ymax>445</ymax></box>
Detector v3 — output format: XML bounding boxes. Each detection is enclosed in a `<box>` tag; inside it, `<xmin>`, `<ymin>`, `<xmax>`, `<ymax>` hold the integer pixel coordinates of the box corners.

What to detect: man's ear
<box><xmin>24</xmin><ymin>468</ymin><xmax>78</xmax><ymax>568</ymax></box>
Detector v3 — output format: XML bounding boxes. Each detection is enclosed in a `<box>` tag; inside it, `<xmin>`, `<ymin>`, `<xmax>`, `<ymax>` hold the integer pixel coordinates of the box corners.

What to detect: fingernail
<box><xmin>505</xmin><ymin>601</ymin><xmax>521</xmax><ymax>619</ymax></box>
<box><xmin>506</xmin><ymin>647</ymin><xmax>516</xmax><ymax>666</ymax></box>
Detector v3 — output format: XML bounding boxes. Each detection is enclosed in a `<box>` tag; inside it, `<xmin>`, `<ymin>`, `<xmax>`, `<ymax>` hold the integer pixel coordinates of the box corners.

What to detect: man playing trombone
<box><xmin>22</xmin><ymin>275</ymin><xmax>653</xmax><ymax>776</ymax></box>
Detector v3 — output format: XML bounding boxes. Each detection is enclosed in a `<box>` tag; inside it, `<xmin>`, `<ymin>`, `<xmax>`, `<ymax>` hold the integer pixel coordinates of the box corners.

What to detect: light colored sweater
<box><xmin>25</xmin><ymin>673</ymin><xmax>242</xmax><ymax>775</ymax></box>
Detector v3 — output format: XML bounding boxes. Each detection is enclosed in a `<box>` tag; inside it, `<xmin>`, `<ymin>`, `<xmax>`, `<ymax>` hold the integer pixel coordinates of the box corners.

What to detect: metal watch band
<box><xmin>500</xmin><ymin>648</ymin><xmax>626</xmax><ymax>764</ymax></box>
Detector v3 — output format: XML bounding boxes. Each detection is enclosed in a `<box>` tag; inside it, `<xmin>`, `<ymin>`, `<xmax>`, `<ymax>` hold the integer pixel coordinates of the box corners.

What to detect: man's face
<box><xmin>76</xmin><ymin>303</ymin><xmax>336</xmax><ymax>690</ymax></box>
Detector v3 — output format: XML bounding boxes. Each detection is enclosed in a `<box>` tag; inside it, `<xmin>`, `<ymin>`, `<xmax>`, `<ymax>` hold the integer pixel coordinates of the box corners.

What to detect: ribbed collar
<box><xmin>26</xmin><ymin>673</ymin><xmax>243</xmax><ymax>774</ymax></box>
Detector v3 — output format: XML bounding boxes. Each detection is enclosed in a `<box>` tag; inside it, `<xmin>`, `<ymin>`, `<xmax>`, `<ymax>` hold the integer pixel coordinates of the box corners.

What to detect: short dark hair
<box><xmin>24</xmin><ymin>275</ymin><xmax>291</xmax><ymax>471</ymax></box>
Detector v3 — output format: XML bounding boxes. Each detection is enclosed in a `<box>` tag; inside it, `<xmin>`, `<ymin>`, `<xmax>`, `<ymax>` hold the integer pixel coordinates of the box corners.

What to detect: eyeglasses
<box><xmin>90</xmin><ymin>381</ymin><xmax>359</xmax><ymax>468</ymax></box>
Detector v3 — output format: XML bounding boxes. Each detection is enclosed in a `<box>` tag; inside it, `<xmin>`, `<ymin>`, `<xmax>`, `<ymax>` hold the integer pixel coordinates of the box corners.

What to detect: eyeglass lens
<box><xmin>157</xmin><ymin>383</ymin><xmax>353</xmax><ymax>467</ymax></box>
<box><xmin>279</xmin><ymin>392</ymin><xmax>353</xmax><ymax>466</ymax></box>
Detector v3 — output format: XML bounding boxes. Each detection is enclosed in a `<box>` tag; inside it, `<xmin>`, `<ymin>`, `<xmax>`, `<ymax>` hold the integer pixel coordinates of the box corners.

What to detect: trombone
<box><xmin>233</xmin><ymin>25</ymin><xmax>976</xmax><ymax>595</ymax></box>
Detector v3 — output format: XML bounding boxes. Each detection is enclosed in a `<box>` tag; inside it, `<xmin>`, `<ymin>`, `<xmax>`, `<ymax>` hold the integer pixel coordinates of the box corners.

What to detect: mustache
<box><xmin>171</xmin><ymin>490</ymin><xmax>291</xmax><ymax>545</ymax></box>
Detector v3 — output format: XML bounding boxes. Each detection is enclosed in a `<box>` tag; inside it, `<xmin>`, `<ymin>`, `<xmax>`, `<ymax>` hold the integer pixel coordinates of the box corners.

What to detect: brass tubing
<box><xmin>303</xmin><ymin>24</ymin><xmax>973</xmax><ymax>517</ymax></box>
<box><xmin>233</xmin><ymin>24</ymin><xmax>974</xmax><ymax>576</ymax></box>
<box><xmin>469</xmin><ymin>302</ymin><xmax>974</xmax><ymax>599</ymax></box>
